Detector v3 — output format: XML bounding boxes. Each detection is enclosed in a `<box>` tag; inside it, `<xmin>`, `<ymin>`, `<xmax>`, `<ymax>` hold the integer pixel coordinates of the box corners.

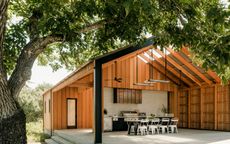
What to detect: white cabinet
<box><xmin>104</xmin><ymin>116</ymin><xmax>112</xmax><ymax>131</ymax></box>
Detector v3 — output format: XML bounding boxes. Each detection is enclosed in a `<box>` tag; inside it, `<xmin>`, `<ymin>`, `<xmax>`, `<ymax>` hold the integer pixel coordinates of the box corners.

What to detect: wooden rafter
<box><xmin>207</xmin><ymin>70</ymin><xmax>221</xmax><ymax>83</ymax></box>
<box><xmin>167</xmin><ymin>48</ymin><xmax>212</xmax><ymax>85</ymax></box>
<box><xmin>181</xmin><ymin>47</ymin><xmax>221</xmax><ymax>83</ymax></box>
<box><xmin>102</xmin><ymin>46</ymin><xmax>152</xmax><ymax>68</ymax></box>
<box><xmin>181</xmin><ymin>47</ymin><xmax>190</xmax><ymax>55</ymax></box>
<box><xmin>145</xmin><ymin>51</ymin><xmax>193</xmax><ymax>86</ymax></box>
<box><xmin>139</xmin><ymin>54</ymin><xmax>181</xmax><ymax>85</ymax></box>
<box><xmin>154</xmin><ymin>48</ymin><xmax>202</xmax><ymax>86</ymax></box>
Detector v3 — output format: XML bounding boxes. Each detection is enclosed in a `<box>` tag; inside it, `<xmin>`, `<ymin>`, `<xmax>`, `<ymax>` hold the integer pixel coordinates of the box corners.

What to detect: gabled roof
<box><xmin>44</xmin><ymin>40</ymin><xmax>221</xmax><ymax>94</ymax></box>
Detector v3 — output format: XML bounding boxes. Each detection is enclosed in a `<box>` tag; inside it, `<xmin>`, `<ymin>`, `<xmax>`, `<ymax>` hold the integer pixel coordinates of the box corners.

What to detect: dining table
<box><xmin>155</xmin><ymin>115</ymin><xmax>174</xmax><ymax>121</ymax></box>
<box><xmin>126</xmin><ymin>115</ymin><xmax>175</xmax><ymax>135</ymax></box>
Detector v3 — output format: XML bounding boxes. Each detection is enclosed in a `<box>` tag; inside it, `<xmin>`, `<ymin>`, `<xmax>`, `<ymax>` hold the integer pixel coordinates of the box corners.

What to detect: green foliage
<box><xmin>4</xmin><ymin>0</ymin><xmax>230</xmax><ymax>81</ymax></box>
<box><xmin>3</xmin><ymin>21</ymin><xmax>28</xmax><ymax>74</ymax></box>
<box><xmin>26</xmin><ymin>119</ymin><xmax>50</xmax><ymax>142</ymax></box>
<box><xmin>18</xmin><ymin>83</ymin><xmax>52</xmax><ymax>122</ymax></box>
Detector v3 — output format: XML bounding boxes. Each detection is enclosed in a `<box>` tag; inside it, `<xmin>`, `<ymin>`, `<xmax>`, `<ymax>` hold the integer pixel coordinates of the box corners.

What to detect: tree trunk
<box><xmin>0</xmin><ymin>0</ymin><xmax>26</xmax><ymax>143</ymax></box>
<box><xmin>0</xmin><ymin>80</ymin><xmax>27</xmax><ymax>144</ymax></box>
<box><xmin>0</xmin><ymin>108</ymin><xmax>26</xmax><ymax>144</ymax></box>
<box><xmin>0</xmin><ymin>1</ymin><xmax>64</xmax><ymax>143</ymax></box>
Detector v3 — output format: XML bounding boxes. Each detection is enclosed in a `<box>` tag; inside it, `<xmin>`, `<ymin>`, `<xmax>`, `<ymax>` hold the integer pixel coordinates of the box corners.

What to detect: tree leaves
<box><xmin>4</xmin><ymin>0</ymin><xmax>230</xmax><ymax>82</ymax></box>
<box><xmin>18</xmin><ymin>83</ymin><xmax>52</xmax><ymax>122</ymax></box>
<box><xmin>3</xmin><ymin>21</ymin><xmax>28</xmax><ymax>74</ymax></box>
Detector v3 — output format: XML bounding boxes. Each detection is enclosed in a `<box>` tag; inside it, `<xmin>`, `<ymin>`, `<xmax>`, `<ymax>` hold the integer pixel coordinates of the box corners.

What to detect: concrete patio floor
<box><xmin>54</xmin><ymin>129</ymin><xmax>230</xmax><ymax>144</ymax></box>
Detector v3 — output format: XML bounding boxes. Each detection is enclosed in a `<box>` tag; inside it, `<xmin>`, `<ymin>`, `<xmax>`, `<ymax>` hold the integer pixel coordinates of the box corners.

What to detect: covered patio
<box><xmin>48</xmin><ymin>129</ymin><xmax>230</xmax><ymax>144</ymax></box>
<box><xmin>43</xmin><ymin>39</ymin><xmax>230</xmax><ymax>144</ymax></box>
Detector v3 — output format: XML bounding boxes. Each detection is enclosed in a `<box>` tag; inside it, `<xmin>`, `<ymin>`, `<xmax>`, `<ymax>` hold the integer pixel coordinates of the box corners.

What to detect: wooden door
<box><xmin>67</xmin><ymin>98</ymin><xmax>77</xmax><ymax>128</ymax></box>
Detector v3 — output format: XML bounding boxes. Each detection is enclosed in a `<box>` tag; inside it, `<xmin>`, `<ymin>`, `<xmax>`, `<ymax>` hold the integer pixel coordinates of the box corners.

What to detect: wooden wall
<box><xmin>47</xmin><ymin>47</ymin><xmax>230</xmax><ymax>132</ymax></box>
<box><xmin>178</xmin><ymin>89</ymin><xmax>188</xmax><ymax>128</ymax></box>
<box><xmin>190</xmin><ymin>88</ymin><xmax>201</xmax><ymax>129</ymax></box>
<box><xmin>217</xmin><ymin>85</ymin><xmax>230</xmax><ymax>130</ymax></box>
<box><xmin>201</xmin><ymin>86</ymin><xmax>215</xmax><ymax>129</ymax></box>
<box><xmin>103</xmin><ymin>56</ymin><xmax>177</xmax><ymax>91</ymax></box>
<box><xmin>49</xmin><ymin>53</ymin><xmax>180</xmax><ymax>131</ymax></box>
<box><xmin>52</xmin><ymin>87</ymin><xmax>93</xmax><ymax>130</ymax></box>
<box><xmin>169</xmin><ymin>84</ymin><xmax>230</xmax><ymax>131</ymax></box>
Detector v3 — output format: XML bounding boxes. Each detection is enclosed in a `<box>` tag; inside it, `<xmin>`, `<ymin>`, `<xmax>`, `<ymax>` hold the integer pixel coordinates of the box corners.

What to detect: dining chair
<box><xmin>159</xmin><ymin>118</ymin><xmax>169</xmax><ymax>134</ymax></box>
<box><xmin>129</xmin><ymin>118</ymin><xmax>137</xmax><ymax>134</ymax></box>
<box><xmin>137</xmin><ymin>119</ymin><xmax>149</xmax><ymax>135</ymax></box>
<box><xmin>168</xmin><ymin>118</ymin><xmax>179</xmax><ymax>133</ymax></box>
<box><xmin>148</xmin><ymin>118</ymin><xmax>160</xmax><ymax>134</ymax></box>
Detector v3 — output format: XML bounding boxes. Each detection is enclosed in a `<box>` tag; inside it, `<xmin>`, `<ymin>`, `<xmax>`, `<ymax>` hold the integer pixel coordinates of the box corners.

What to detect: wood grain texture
<box><xmin>44</xmin><ymin>45</ymin><xmax>230</xmax><ymax>132</ymax></box>
<box><xmin>52</xmin><ymin>87</ymin><xmax>93</xmax><ymax>130</ymax></box>
<box><xmin>102</xmin><ymin>55</ymin><xmax>177</xmax><ymax>91</ymax></box>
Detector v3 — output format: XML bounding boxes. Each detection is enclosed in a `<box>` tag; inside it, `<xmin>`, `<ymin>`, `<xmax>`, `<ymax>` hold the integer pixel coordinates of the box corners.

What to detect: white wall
<box><xmin>103</xmin><ymin>88</ymin><xmax>168</xmax><ymax>116</ymax></box>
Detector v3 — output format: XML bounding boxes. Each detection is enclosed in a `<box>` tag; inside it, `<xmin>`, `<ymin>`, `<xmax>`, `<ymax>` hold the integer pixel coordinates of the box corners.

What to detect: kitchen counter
<box><xmin>112</xmin><ymin>117</ymin><xmax>128</xmax><ymax>131</ymax></box>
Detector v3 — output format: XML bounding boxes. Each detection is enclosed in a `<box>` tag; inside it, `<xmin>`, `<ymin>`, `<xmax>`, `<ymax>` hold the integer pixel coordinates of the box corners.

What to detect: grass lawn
<box><xmin>26</xmin><ymin>119</ymin><xmax>50</xmax><ymax>143</ymax></box>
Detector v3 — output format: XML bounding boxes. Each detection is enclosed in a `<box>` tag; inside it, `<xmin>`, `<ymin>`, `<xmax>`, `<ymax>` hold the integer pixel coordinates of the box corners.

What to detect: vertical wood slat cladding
<box><xmin>57</xmin><ymin>90</ymin><xmax>61</xmax><ymax>129</ymax></box>
<box><xmin>202</xmin><ymin>86</ymin><xmax>215</xmax><ymax>130</ymax></box>
<box><xmin>45</xmin><ymin>46</ymin><xmax>230</xmax><ymax>132</ymax></box>
<box><xmin>168</xmin><ymin>87</ymin><xmax>179</xmax><ymax>118</ymax></box>
<box><xmin>102</xmin><ymin>56</ymin><xmax>174</xmax><ymax>91</ymax></box>
<box><xmin>178</xmin><ymin>90</ymin><xmax>188</xmax><ymax>128</ymax></box>
<box><xmin>217</xmin><ymin>85</ymin><xmax>230</xmax><ymax>131</ymax></box>
<box><xmin>52</xmin><ymin>87</ymin><xmax>93</xmax><ymax>130</ymax></box>
<box><xmin>190</xmin><ymin>88</ymin><xmax>201</xmax><ymax>128</ymax></box>
<box><xmin>169</xmin><ymin>85</ymin><xmax>230</xmax><ymax>131</ymax></box>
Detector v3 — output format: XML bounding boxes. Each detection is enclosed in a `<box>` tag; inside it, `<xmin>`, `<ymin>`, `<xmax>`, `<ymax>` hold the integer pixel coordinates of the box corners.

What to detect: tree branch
<box><xmin>78</xmin><ymin>19</ymin><xmax>113</xmax><ymax>33</ymax></box>
<box><xmin>8</xmin><ymin>35</ymin><xmax>63</xmax><ymax>98</ymax></box>
<box><xmin>7</xmin><ymin>18</ymin><xmax>112</xmax><ymax>98</ymax></box>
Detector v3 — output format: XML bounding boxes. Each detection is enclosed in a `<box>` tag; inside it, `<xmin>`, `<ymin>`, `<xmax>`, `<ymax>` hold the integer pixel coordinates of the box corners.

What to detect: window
<box><xmin>113</xmin><ymin>88</ymin><xmax>142</xmax><ymax>104</ymax></box>
<box><xmin>49</xmin><ymin>99</ymin><xmax>51</xmax><ymax>113</ymax></box>
<box><xmin>44</xmin><ymin>101</ymin><xmax>46</xmax><ymax>113</ymax></box>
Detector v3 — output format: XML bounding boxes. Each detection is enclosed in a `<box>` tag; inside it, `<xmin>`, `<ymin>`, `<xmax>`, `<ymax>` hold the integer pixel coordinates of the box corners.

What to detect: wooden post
<box><xmin>214</xmin><ymin>85</ymin><xmax>218</xmax><ymax>130</ymax></box>
<box><xmin>188</xmin><ymin>89</ymin><xmax>191</xmax><ymax>128</ymax></box>
<box><xmin>51</xmin><ymin>90</ymin><xmax>53</xmax><ymax>136</ymax></box>
<box><xmin>93</xmin><ymin>38</ymin><xmax>154</xmax><ymax>143</ymax></box>
<box><xmin>174</xmin><ymin>86</ymin><xmax>178</xmax><ymax>117</ymax></box>
<box><xmin>200</xmin><ymin>87</ymin><xmax>204</xmax><ymax>129</ymax></box>
<box><xmin>177</xmin><ymin>90</ymin><xmax>181</xmax><ymax>127</ymax></box>
<box><xmin>94</xmin><ymin>61</ymin><xmax>102</xmax><ymax>144</ymax></box>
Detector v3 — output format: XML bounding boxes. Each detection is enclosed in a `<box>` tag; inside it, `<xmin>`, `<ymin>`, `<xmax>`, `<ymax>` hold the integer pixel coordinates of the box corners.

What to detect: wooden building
<box><xmin>43</xmin><ymin>41</ymin><xmax>230</xmax><ymax>142</ymax></box>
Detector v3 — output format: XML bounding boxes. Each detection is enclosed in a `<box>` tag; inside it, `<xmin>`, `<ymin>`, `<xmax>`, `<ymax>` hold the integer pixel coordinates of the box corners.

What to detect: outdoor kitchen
<box><xmin>103</xmin><ymin>87</ymin><xmax>171</xmax><ymax>132</ymax></box>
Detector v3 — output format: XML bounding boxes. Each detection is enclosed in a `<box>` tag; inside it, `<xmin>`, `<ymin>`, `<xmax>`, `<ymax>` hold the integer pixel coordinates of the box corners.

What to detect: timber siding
<box><xmin>43</xmin><ymin>43</ymin><xmax>230</xmax><ymax>134</ymax></box>
<box><xmin>169</xmin><ymin>84</ymin><xmax>230</xmax><ymax>131</ymax></box>
<box><xmin>52</xmin><ymin>87</ymin><xmax>93</xmax><ymax>130</ymax></box>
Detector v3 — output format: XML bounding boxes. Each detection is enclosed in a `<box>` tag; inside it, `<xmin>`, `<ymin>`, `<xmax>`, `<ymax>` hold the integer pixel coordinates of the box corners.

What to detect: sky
<box><xmin>27</xmin><ymin>61</ymin><xmax>72</xmax><ymax>88</ymax></box>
